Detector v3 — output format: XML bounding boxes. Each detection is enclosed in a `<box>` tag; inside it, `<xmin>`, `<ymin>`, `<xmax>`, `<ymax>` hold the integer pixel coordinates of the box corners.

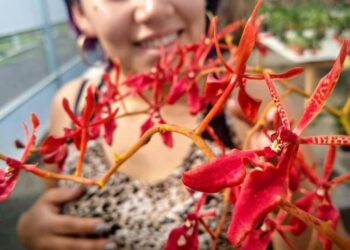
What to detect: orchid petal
<box><xmin>140</xmin><ymin>117</ymin><xmax>154</xmax><ymax>137</ymax></box>
<box><xmin>125</xmin><ymin>74</ymin><xmax>154</xmax><ymax>92</ymax></box>
<box><xmin>263</xmin><ymin>72</ymin><xmax>290</xmax><ymax>129</ymax></box>
<box><xmin>39</xmin><ymin>136</ymin><xmax>68</xmax><ymax>154</ymax></box>
<box><xmin>316</xmin><ymin>203</ymin><xmax>340</xmax><ymax>250</ymax></box>
<box><xmin>294</xmin><ymin>43</ymin><xmax>347</xmax><ymax>135</ymax></box>
<box><xmin>166</xmin><ymin>78</ymin><xmax>187</xmax><ymax>104</ymax></box>
<box><xmin>103</xmin><ymin>118</ymin><xmax>117</xmax><ymax>146</ymax></box>
<box><xmin>204</xmin><ymin>74</ymin><xmax>231</xmax><ymax>99</ymax></box>
<box><xmin>239</xmin><ymin>229</ymin><xmax>273</xmax><ymax>250</ymax></box>
<box><xmin>182</xmin><ymin>149</ymin><xmax>256</xmax><ymax>193</ymax></box>
<box><xmin>235</xmin><ymin>0</ymin><xmax>263</xmax><ymax>76</ymax></box>
<box><xmin>244</xmin><ymin>67</ymin><xmax>304</xmax><ymax>80</ymax></box>
<box><xmin>237</xmin><ymin>86</ymin><xmax>262</xmax><ymax>123</ymax></box>
<box><xmin>83</xmin><ymin>86</ymin><xmax>96</xmax><ymax>125</ymax></box>
<box><xmin>299</xmin><ymin>135</ymin><xmax>350</xmax><ymax>146</ymax></box>
<box><xmin>0</xmin><ymin>160</ymin><xmax>21</xmax><ymax>202</ymax></box>
<box><xmin>188</xmin><ymin>83</ymin><xmax>203</xmax><ymax>115</ymax></box>
<box><xmin>62</xmin><ymin>98</ymin><xmax>81</xmax><ymax>126</ymax></box>
<box><xmin>323</xmin><ymin>145</ymin><xmax>336</xmax><ymax>181</ymax></box>
<box><xmin>164</xmin><ymin>223</ymin><xmax>199</xmax><ymax>250</ymax></box>
<box><xmin>0</xmin><ymin>168</ymin><xmax>20</xmax><ymax>202</ymax></box>
<box><xmin>227</xmin><ymin>144</ymin><xmax>298</xmax><ymax>246</ymax></box>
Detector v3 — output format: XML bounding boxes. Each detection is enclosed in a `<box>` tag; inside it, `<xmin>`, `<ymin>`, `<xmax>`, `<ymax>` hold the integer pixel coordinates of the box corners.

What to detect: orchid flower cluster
<box><xmin>1</xmin><ymin>0</ymin><xmax>350</xmax><ymax>249</ymax></box>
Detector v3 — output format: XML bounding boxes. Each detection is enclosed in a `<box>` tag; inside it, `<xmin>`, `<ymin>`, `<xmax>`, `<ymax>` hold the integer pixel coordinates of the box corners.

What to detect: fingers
<box><xmin>41</xmin><ymin>237</ymin><xmax>117</xmax><ymax>250</ymax></box>
<box><xmin>41</xmin><ymin>186</ymin><xmax>86</xmax><ymax>205</ymax></box>
<box><xmin>52</xmin><ymin>215</ymin><xmax>110</xmax><ymax>236</ymax></box>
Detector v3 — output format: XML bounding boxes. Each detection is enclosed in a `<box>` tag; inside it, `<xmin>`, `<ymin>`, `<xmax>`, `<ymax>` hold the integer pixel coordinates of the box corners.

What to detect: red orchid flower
<box><xmin>140</xmin><ymin>111</ymin><xmax>173</xmax><ymax>148</ymax></box>
<box><xmin>210</xmin><ymin>0</ymin><xmax>264</xmax><ymax>123</ymax></box>
<box><xmin>40</xmin><ymin>86</ymin><xmax>118</xmax><ymax>174</ymax></box>
<box><xmin>182</xmin><ymin>42</ymin><xmax>349</xmax><ymax>247</ymax></box>
<box><xmin>165</xmin><ymin>25</ymin><xmax>237</xmax><ymax>115</ymax></box>
<box><xmin>290</xmin><ymin>146</ymin><xmax>340</xmax><ymax>250</ymax></box>
<box><xmin>63</xmin><ymin>86</ymin><xmax>118</xmax><ymax>147</ymax></box>
<box><xmin>164</xmin><ymin>220</ymin><xmax>199</xmax><ymax>250</ymax></box>
<box><xmin>239</xmin><ymin>219</ymin><xmax>276</xmax><ymax>250</ymax></box>
<box><xmin>164</xmin><ymin>193</ymin><xmax>216</xmax><ymax>250</ymax></box>
<box><xmin>166</xmin><ymin>72</ymin><xmax>206</xmax><ymax>115</ymax></box>
<box><xmin>0</xmin><ymin>114</ymin><xmax>39</xmax><ymax>201</ymax></box>
<box><xmin>228</xmin><ymin>42</ymin><xmax>348</xmax><ymax>245</ymax></box>
<box><xmin>39</xmin><ymin>130</ymin><xmax>74</xmax><ymax>172</ymax></box>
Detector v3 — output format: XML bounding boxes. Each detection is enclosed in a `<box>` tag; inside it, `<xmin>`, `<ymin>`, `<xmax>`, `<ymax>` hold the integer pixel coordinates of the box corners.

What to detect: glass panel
<box><xmin>0</xmin><ymin>30</ymin><xmax>49</xmax><ymax>107</ymax></box>
<box><xmin>53</xmin><ymin>22</ymin><xmax>79</xmax><ymax>66</ymax></box>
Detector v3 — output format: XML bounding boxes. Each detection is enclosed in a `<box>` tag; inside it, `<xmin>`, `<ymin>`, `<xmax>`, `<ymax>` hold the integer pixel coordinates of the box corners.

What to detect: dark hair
<box><xmin>64</xmin><ymin>0</ymin><xmax>98</xmax><ymax>50</ymax></box>
<box><xmin>64</xmin><ymin>0</ymin><xmax>221</xmax><ymax>51</ymax></box>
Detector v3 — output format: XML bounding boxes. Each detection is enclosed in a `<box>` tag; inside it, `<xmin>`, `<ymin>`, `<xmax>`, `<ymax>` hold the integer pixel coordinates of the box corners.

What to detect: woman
<box><xmin>17</xmin><ymin>1</ymin><xmax>241</xmax><ymax>249</ymax></box>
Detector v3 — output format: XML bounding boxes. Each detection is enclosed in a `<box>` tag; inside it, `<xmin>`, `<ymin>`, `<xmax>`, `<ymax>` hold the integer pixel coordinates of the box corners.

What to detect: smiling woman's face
<box><xmin>72</xmin><ymin>0</ymin><xmax>205</xmax><ymax>74</ymax></box>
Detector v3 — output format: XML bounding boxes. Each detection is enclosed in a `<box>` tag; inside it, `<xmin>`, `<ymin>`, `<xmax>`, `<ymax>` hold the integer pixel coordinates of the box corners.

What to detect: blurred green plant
<box><xmin>260</xmin><ymin>2</ymin><xmax>350</xmax><ymax>52</ymax></box>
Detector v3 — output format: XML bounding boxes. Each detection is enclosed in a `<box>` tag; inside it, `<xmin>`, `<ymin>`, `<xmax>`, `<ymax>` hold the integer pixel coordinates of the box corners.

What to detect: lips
<box><xmin>134</xmin><ymin>30</ymin><xmax>183</xmax><ymax>50</ymax></box>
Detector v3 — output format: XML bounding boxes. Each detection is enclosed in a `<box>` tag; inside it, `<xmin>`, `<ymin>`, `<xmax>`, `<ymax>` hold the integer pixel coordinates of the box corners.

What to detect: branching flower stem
<box><xmin>98</xmin><ymin>124</ymin><xmax>216</xmax><ymax>187</ymax></box>
<box><xmin>280</xmin><ymin>199</ymin><xmax>350</xmax><ymax>250</ymax></box>
<box><xmin>0</xmin><ymin>153</ymin><xmax>98</xmax><ymax>185</ymax></box>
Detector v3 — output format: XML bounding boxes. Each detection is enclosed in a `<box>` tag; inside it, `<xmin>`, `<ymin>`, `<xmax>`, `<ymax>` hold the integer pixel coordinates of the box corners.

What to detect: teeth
<box><xmin>140</xmin><ymin>33</ymin><xmax>178</xmax><ymax>49</ymax></box>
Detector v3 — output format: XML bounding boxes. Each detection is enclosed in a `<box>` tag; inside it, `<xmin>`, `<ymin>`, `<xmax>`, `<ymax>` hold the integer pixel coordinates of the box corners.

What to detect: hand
<box><xmin>17</xmin><ymin>186</ymin><xmax>117</xmax><ymax>250</ymax></box>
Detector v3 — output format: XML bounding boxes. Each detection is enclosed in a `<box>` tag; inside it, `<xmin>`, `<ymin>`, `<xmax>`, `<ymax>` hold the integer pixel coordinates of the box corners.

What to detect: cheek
<box><xmin>93</xmin><ymin>16</ymin><xmax>133</xmax><ymax>57</ymax></box>
<box><xmin>175</xmin><ymin>0</ymin><xmax>206</xmax><ymax>40</ymax></box>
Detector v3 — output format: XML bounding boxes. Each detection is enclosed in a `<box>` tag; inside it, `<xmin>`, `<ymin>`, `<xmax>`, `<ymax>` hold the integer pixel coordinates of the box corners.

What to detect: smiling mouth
<box><xmin>134</xmin><ymin>30</ymin><xmax>183</xmax><ymax>50</ymax></box>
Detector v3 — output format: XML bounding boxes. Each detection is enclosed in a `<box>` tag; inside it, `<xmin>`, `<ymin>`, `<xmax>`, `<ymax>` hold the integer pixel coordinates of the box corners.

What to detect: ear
<box><xmin>71</xmin><ymin>2</ymin><xmax>97</xmax><ymax>38</ymax></box>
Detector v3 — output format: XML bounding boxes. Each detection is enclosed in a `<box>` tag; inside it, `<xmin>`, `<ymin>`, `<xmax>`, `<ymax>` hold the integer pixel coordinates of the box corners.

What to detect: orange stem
<box><xmin>280</xmin><ymin>199</ymin><xmax>350</xmax><ymax>250</ymax></box>
<box><xmin>75</xmin><ymin>129</ymin><xmax>88</xmax><ymax>176</ymax></box>
<box><xmin>196</xmin><ymin>76</ymin><xmax>237</xmax><ymax>135</ymax></box>
<box><xmin>22</xmin><ymin>164</ymin><xmax>98</xmax><ymax>185</ymax></box>
<box><xmin>98</xmin><ymin>124</ymin><xmax>216</xmax><ymax>186</ymax></box>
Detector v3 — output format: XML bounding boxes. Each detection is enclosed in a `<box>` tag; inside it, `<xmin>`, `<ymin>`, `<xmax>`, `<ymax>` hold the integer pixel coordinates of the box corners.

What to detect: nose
<box><xmin>134</xmin><ymin>0</ymin><xmax>175</xmax><ymax>24</ymax></box>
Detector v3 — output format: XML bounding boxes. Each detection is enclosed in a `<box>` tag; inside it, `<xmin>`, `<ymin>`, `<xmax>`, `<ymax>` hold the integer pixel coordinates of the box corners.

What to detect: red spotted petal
<box><xmin>182</xmin><ymin>149</ymin><xmax>256</xmax><ymax>193</ymax></box>
<box><xmin>244</xmin><ymin>67</ymin><xmax>304</xmax><ymax>80</ymax></box>
<box><xmin>294</xmin><ymin>43</ymin><xmax>347</xmax><ymax>135</ymax></box>
<box><xmin>227</xmin><ymin>144</ymin><xmax>298</xmax><ymax>246</ymax></box>
<box><xmin>237</xmin><ymin>86</ymin><xmax>262</xmax><ymax>123</ymax></box>
<box><xmin>299</xmin><ymin>135</ymin><xmax>350</xmax><ymax>146</ymax></box>
<box><xmin>164</xmin><ymin>223</ymin><xmax>199</xmax><ymax>250</ymax></box>
<box><xmin>263</xmin><ymin>72</ymin><xmax>290</xmax><ymax>129</ymax></box>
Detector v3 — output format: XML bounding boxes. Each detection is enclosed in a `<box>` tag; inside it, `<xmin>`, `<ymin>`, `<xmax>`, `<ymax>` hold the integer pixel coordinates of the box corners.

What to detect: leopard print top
<box><xmin>59</xmin><ymin>140</ymin><xmax>235</xmax><ymax>250</ymax></box>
